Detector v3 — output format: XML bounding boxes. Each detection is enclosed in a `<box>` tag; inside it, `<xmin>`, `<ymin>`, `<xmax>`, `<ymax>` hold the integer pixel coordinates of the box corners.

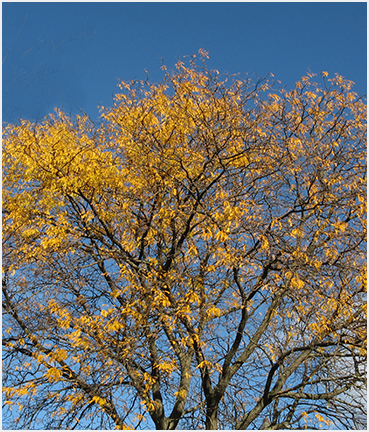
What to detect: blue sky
<box><xmin>2</xmin><ymin>1</ymin><xmax>367</xmax><ymax>124</ymax></box>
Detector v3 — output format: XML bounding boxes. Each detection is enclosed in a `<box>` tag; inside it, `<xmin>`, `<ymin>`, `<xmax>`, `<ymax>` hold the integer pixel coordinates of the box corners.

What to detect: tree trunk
<box><xmin>206</xmin><ymin>399</ymin><xmax>219</xmax><ymax>430</ymax></box>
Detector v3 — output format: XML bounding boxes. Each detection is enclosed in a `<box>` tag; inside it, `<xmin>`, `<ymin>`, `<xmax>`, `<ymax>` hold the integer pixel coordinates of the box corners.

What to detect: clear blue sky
<box><xmin>2</xmin><ymin>1</ymin><xmax>367</xmax><ymax>124</ymax></box>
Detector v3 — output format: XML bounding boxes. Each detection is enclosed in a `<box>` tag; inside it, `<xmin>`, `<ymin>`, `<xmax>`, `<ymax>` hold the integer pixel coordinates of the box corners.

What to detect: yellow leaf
<box><xmin>45</xmin><ymin>368</ymin><xmax>63</xmax><ymax>382</ymax></box>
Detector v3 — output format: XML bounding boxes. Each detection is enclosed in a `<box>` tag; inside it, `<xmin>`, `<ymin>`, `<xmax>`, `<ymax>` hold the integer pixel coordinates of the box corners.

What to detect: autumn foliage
<box><xmin>2</xmin><ymin>51</ymin><xmax>367</xmax><ymax>429</ymax></box>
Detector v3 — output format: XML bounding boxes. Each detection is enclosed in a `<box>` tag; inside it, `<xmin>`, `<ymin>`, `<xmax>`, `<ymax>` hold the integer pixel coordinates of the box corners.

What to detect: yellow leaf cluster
<box><xmin>2</xmin><ymin>56</ymin><xmax>366</xmax><ymax>430</ymax></box>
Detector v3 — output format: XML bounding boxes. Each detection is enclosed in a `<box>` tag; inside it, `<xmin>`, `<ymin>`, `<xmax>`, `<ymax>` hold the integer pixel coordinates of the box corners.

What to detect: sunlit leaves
<box><xmin>2</xmin><ymin>53</ymin><xmax>366</xmax><ymax>430</ymax></box>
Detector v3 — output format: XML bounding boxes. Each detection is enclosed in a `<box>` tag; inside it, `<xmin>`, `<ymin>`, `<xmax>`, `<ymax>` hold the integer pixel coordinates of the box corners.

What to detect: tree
<box><xmin>2</xmin><ymin>51</ymin><xmax>367</xmax><ymax>430</ymax></box>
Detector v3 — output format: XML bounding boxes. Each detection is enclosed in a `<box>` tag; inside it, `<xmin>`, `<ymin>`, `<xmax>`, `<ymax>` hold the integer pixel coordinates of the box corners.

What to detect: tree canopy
<box><xmin>2</xmin><ymin>52</ymin><xmax>367</xmax><ymax>430</ymax></box>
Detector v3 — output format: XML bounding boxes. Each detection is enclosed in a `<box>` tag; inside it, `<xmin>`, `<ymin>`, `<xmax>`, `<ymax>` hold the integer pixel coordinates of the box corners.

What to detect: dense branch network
<box><xmin>2</xmin><ymin>53</ymin><xmax>366</xmax><ymax>430</ymax></box>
